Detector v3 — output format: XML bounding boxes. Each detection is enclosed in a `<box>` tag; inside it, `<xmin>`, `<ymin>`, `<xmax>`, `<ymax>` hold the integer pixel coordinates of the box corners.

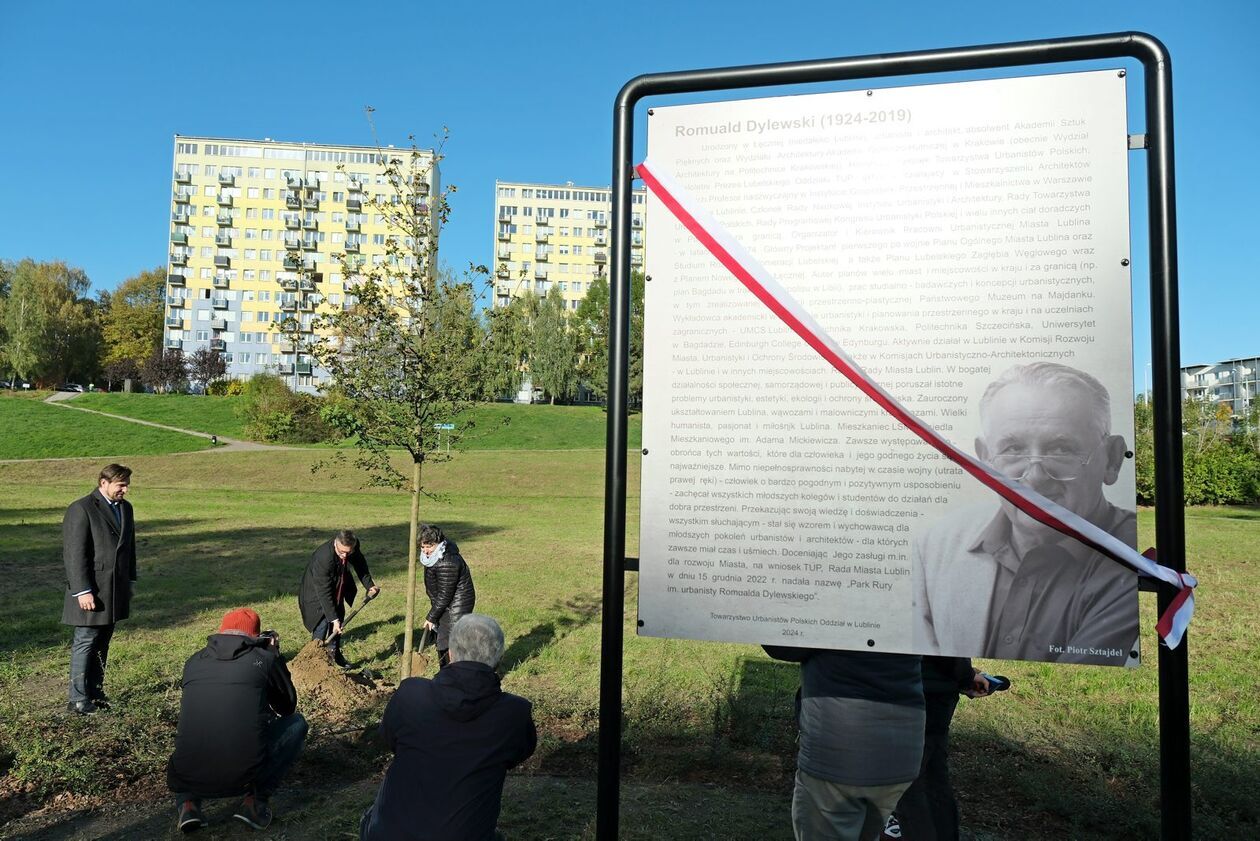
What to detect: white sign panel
<box><xmin>639</xmin><ymin>70</ymin><xmax>1139</xmax><ymax>666</ymax></box>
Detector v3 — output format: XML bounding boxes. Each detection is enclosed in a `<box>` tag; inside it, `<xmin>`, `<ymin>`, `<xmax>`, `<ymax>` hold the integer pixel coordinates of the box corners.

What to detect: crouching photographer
<box><xmin>167</xmin><ymin>608</ymin><xmax>308</xmax><ymax>833</ymax></box>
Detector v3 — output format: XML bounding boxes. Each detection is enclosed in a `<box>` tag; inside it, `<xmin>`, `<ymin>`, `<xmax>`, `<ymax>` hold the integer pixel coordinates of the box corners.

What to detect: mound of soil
<box><xmin>290</xmin><ymin>641</ymin><xmax>390</xmax><ymax>722</ymax></box>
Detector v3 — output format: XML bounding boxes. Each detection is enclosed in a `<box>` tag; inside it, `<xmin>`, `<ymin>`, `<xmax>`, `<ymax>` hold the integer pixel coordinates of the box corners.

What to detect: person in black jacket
<box><xmin>298</xmin><ymin>529</ymin><xmax>380</xmax><ymax>668</ymax></box>
<box><xmin>419</xmin><ymin>524</ymin><xmax>475</xmax><ymax>668</ymax></box>
<box><xmin>361</xmin><ymin>613</ymin><xmax>536</xmax><ymax>841</ymax></box>
<box><xmin>168</xmin><ymin>608</ymin><xmax>308</xmax><ymax>833</ymax></box>
<box><xmin>884</xmin><ymin>657</ymin><xmax>996</xmax><ymax>841</ymax></box>
<box><xmin>62</xmin><ymin>463</ymin><xmax>137</xmax><ymax>715</ymax></box>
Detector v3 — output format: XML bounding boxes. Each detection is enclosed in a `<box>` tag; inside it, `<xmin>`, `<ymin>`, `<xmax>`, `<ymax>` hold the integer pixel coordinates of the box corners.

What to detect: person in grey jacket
<box><xmin>419</xmin><ymin>524</ymin><xmax>475</xmax><ymax>669</ymax></box>
<box><xmin>62</xmin><ymin>463</ymin><xmax>137</xmax><ymax>715</ymax></box>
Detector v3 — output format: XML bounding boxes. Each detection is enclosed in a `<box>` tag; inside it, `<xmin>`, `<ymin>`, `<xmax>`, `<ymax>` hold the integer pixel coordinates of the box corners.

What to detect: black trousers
<box><xmin>895</xmin><ymin>691</ymin><xmax>960</xmax><ymax>841</ymax></box>
<box><xmin>69</xmin><ymin>624</ymin><xmax>115</xmax><ymax>704</ymax></box>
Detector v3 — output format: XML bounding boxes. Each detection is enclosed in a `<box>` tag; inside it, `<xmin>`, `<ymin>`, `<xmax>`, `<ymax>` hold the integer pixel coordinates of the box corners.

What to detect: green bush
<box><xmin>1183</xmin><ymin>443</ymin><xmax>1260</xmax><ymax>505</ymax></box>
<box><xmin>237</xmin><ymin>374</ymin><xmax>339</xmax><ymax>444</ymax></box>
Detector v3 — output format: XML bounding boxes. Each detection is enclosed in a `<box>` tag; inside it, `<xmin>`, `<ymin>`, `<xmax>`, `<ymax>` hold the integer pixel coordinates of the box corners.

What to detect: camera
<box><xmin>259</xmin><ymin>629</ymin><xmax>279</xmax><ymax>647</ymax></box>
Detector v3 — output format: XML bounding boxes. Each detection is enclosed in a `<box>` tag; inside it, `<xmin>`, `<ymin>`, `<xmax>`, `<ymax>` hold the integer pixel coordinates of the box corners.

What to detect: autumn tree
<box><xmin>0</xmin><ymin>259</ymin><xmax>99</xmax><ymax>386</ymax></box>
<box><xmin>100</xmin><ymin>267</ymin><xmax>165</xmax><ymax>374</ymax></box>
<box><xmin>141</xmin><ymin>347</ymin><xmax>187</xmax><ymax>393</ymax></box>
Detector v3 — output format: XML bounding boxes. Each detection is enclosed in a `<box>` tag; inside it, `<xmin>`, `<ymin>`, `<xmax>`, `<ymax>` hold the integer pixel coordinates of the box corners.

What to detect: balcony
<box><xmin>296</xmin><ymin>362</ymin><xmax>312</xmax><ymax>375</ymax></box>
<box><xmin>594</xmin><ymin>218</ymin><xmax>607</xmax><ymax>229</ymax></box>
<box><xmin>211</xmin><ymin>297</ymin><xmax>228</xmax><ymax>309</ymax></box>
<box><xmin>534</xmin><ymin>268</ymin><xmax>549</xmax><ymax>280</ymax></box>
<box><xmin>218</xmin><ymin>173</ymin><xmax>235</xmax><ymax>186</ymax></box>
<box><xmin>299</xmin><ymin>297</ymin><xmax>316</xmax><ymax>311</ymax></box>
<box><xmin>595</xmin><ymin>234</ymin><xmax>608</xmax><ymax>246</ymax></box>
<box><xmin>632</xmin><ymin>234</ymin><xmax>644</xmax><ymax>247</ymax></box>
<box><xmin>171</xmin><ymin>231</ymin><xmax>189</xmax><ymax>245</ymax></box>
<box><xmin>280</xmin><ymin>299</ymin><xmax>298</xmax><ymax>311</ymax></box>
<box><xmin>632</xmin><ymin>217</ymin><xmax>643</xmax><ymax>228</ymax></box>
<box><xmin>279</xmin><ymin>277</ymin><xmax>299</xmax><ymax>290</ymax></box>
<box><xmin>166</xmin><ymin>295</ymin><xmax>186</xmax><ymax>307</ymax></box>
<box><xmin>283</xmin><ymin>257</ymin><xmax>302</xmax><ymax>271</ymax></box>
<box><xmin>287</xmin><ymin>176</ymin><xmax>304</xmax><ymax>189</ymax></box>
<box><xmin>172</xmin><ymin>212</ymin><xmax>193</xmax><ymax>225</ymax></box>
<box><xmin>216</xmin><ymin>214</ymin><xmax>233</xmax><ymax>226</ymax></box>
<box><xmin>213</xmin><ymin>275</ymin><xmax>230</xmax><ymax>288</ymax></box>
<box><xmin>214</xmin><ymin>255</ymin><xmax>231</xmax><ymax>268</ymax></box>
<box><xmin>346</xmin><ymin>198</ymin><xmax>362</xmax><ymax>212</ymax></box>
<box><xmin>536</xmin><ymin>250</ymin><xmax>550</xmax><ymax>262</ymax></box>
<box><xmin>302</xmin><ymin>238</ymin><xmax>318</xmax><ymax>251</ymax></box>
<box><xmin>286</xmin><ymin>194</ymin><xmax>301</xmax><ymax>209</ymax></box>
<box><xmin>170</xmin><ymin>252</ymin><xmax>187</xmax><ymax>266</ymax></box>
<box><xmin>348</xmin><ymin>179</ymin><xmax>363</xmax><ymax>192</ymax></box>
<box><xmin>165</xmin><ymin>316</ymin><xmax>184</xmax><ymax>328</ymax></box>
<box><xmin>173</xmin><ymin>191</ymin><xmax>191</xmax><ymax>204</ymax></box>
<box><xmin>414</xmin><ymin>179</ymin><xmax>431</xmax><ymax>194</ymax></box>
<box><xmin>210</xmin><ymin>339</ymin><xmax>227</xmax><ymax>351</ymax></box>
<box><xmin>303</xmin><ymin>197</ymin><xmax>319</xmax><ymax>210</ymax></box>
<box><xmin>174</xmin><ymin>170</ymin><xmax>192</xmax><ymax>184</ymax></box>
<box><xmin>165</xmin><ymin>338</ymin><xmax>183</xmax><ymax>349</ymax></box>
<box><xmin>631</xmin><ymin>253</ymin><xmax>643</xmax><ymax>265</ymax></box>
<box><xmin>210</xmin><ymin>318</ymin><xmax>227</xmax><ymax>330</ymax></box>
<box><xmin>217</xmin><ymin>194</ymin><xmax>233</xmax><ymax>207</ymax></box>
<box><xmin>594</xmin><ymin>252</ymin><xmax>608</xmax><ymax>263</ymax></box>
<box><xmin>303</xmin><ymin>219</ymin><xmax>318</xmax><ymax>230</ymax></box>
<box><xmin>276</xmin><ymin>362</ymin><xmax>295</xmax><ymax>374</ymax></box>
<box><xmin>497</xmin><ymin>230</ymin><xmax>511</xmax><ymax>241</ymax></box>
<box><xmin>285</xmin><ymin>238</ymin><xmax>301</xmax><ymax>251</ymax></box>
<box><xmin>345</xmin><ymin>241</ymin><xmax>360</xmax><ymax>253</ymax></box>
<box><xmin>535</xmin><ymin>233</ymin><xmax>549</xmax><ymax>244</ymax></box>
<box><xmin>215</xmin><ymin>234</ymin><xmax>232</xmax><ymax>247</ymax></box>
<box><xmin>496</xmin><ymin>266</ymin><xmax>510</xmax><ymax>279</ymax></box>
<box><xmin>167</xmin><ymin>273</ymin><xmax>186</xmax><ymax>286</ymax></box>
<box><xmin>285</xmin><ymin>216</ymin><xmax>301</xmax><ymax>229</ymax></box>
<box><xmin>497</xmin><ymin>212</ymin><xmax>514</xmax><ymax>222</ymax></box>
<box><xmin>345</xmin><ymin>220</ymin><xmax>361</xmax><ymax>233</ymax></box>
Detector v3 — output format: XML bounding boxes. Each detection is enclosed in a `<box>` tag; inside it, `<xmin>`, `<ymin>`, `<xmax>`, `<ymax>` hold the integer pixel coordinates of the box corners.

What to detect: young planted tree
<box><xmin>530</xmin><ymin>285</ymin><xmax>577</xmax><ymax>404</ymax></box>
<box><xmin>307</xmin><ymin>133</ymin><xmax>490</xmax><ymax>679</ymax></box>
<box><xmin>482</xmin><ymin>293</ymin><xmax>535</xmax><ymax>401</ymax></box>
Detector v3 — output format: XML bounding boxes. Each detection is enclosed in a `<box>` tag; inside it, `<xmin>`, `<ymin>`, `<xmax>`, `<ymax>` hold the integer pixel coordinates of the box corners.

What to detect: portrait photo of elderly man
<box><xmin>912</xmin><ymin>361</ymin><xmax>1139</xmax><ymax>666</ymax></box>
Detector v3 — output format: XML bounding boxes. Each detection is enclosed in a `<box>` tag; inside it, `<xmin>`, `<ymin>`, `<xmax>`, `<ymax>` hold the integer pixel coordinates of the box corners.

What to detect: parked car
<box><xmin>55</xmin><ymin>383</ymin><xmax>86</xmax><ymax>392</ymax></box>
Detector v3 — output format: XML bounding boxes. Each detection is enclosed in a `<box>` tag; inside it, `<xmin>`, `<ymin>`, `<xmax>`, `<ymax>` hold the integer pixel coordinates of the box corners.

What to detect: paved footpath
<box><xmin>42</xmin><ymin>391</ymin><xmax>295</xmax><ymax>453</ymax></box>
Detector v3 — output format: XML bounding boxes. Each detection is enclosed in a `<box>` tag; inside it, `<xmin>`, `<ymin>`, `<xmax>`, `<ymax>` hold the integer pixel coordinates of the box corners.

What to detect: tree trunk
<box><xmin>400</xmin><ymin>458</ymin><xmax>422</xmax><ymax>680</ymax></box>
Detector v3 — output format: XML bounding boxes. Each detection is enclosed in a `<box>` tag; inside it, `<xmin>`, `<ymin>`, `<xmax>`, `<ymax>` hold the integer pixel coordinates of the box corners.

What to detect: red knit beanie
<box><xmin>218</xmin><ymin>607</ymin><xmax>261</xmax><ymax>636</ymax></box>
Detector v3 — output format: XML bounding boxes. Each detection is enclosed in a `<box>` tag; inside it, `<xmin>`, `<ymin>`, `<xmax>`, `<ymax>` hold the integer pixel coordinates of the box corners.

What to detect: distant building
<box><xmin>1181</xmin><ymin>356</ymin><xmax>1260</xmax><ymax>417</ymax></box>
<box><xmin>166</xmin><ymin>136</ymin><xmax>439</xmax><ymax>391</ymax></box>
<box><xmin>492</xmin><ymin>180</ymin><xmax>647</xmax><ymax>310</ymax></box>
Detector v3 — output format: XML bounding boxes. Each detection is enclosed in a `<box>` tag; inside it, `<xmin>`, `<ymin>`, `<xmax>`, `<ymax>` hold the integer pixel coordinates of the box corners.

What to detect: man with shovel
<box><xmin>298</xmin><ymin>529</ymin><xmax>380</xmax><ymax>669</ymax></box>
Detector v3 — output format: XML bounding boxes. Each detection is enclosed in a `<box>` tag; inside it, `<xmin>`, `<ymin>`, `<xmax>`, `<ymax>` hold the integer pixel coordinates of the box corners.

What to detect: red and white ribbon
<box><xmin>637</xmin><ymin>158</ymin><xmax>1196</xmax><ymax>650</ymax></box>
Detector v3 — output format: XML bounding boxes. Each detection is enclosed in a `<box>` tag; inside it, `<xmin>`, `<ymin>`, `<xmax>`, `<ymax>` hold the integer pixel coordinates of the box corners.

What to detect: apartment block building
<box><xmin>166</xmin><ymin>135</ymin><xmax>438</xmax><ymax>391</ymax></box>
<box><xmin>492</xmin><ymin>180</ymin><xmax>646</xmax><ymax>310</ymax></box>
<box><xmin>1181</xmin><ymin>356</ymin><xmax>1260</xmax><ymax>417</ymax></box>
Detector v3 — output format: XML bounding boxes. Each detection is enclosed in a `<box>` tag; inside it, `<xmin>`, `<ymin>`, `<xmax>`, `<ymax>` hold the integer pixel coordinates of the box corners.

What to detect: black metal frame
<box><xmin>602</xmin><ymin>32</ymin><xmax>1188</xmax><ymax>840</ymax></box>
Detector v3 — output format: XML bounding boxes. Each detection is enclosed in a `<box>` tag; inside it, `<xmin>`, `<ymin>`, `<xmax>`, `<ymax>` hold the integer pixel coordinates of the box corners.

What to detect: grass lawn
<box><xmin>61</xmin><ymin>392</ymin><xmax>643</xmax><ymax>449</ymax></box>
<box><xmin>0</xmin><ymin>448</ymin><xmax>1254</xmax><ymax>839</ymax></box>
<box><xmin>71</xmin><ymin>392</ymin><xmax>250</xmax><ymax>439</ymax></box>
<box><xmin>0</xmin><ymin>395</ymin><xmax>210</xmax><ymax>460</ymax></box>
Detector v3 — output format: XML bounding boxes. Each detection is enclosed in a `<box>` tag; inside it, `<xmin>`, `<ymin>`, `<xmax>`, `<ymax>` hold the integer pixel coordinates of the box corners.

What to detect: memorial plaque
<box><xmin>638</xmin><ymin>70</ymin><xmax>1139</xmax><ymax>665</ymax></box>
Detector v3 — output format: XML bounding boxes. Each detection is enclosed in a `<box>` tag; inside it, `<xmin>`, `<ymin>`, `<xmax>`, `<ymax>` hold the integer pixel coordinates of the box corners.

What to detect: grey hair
<box><xmin>334</xmin><ymin>529</ymin><xmax>359</xmax><ymax>549</ymax></box>
<box><xmin>979</xmin><ymin>362</ymin><xmax>1112</xmax><ymax>436</ymax></box>
<box><xmin>448</xmin><ymin>613</ymin><xmax>506</xmax><ymax>668</ymax></box>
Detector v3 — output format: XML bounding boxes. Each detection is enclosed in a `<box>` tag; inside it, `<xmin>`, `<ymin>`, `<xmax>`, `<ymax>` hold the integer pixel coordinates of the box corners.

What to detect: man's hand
<box><xmin>367</xmin><ymin>586</ymin><xmax>380</xmax><ymax>599</ymax></box>
<box><xmin>331</xmin><ymin>619</ymin><xmax>343</xmax><ymax>637</ymax></box>
<box><xmin>423</xmin><ymin>620</ymin><xmax>435</xmax><ymax>632</ymax></box>
<box><xmin>77</xmin><ymin>593</ymin><xmax>97</xmax><ymax>611</ymax></box>
<box><xmin>964</xmin><ymin>669</ymin><xmax>992</xmax><ymax>698</ymax></box>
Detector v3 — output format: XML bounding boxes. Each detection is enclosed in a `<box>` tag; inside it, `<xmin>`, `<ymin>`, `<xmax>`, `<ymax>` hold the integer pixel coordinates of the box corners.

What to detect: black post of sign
<box><xmin>601</xmin><ymin>32</ymin><xmax>1189</xmax><ymax>840</ymax></box>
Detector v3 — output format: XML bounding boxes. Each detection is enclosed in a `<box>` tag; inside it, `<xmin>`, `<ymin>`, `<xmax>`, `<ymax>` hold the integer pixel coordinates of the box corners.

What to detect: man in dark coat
<box><xmin>360</xmin><ymin>613</ymin><xmax>535</xmax><ymax>841</ymax></box>
<box><xmin>168</xmin><ymin>608</ymin><xmax>308</xmax><ymax>833</ymax></box>
<box><xmin>419</xmin><ymin>524</ymin><xmax>475</xmax><ymax>669</ymax></box>
<box><xmin>298</xmin><ymin>529</ymin><xmax>379</xmax><ymax>668</ymax></box>
<box><xmin>62</xmin><ymin>463</ymin><xmax>136</xmax><ymax>715</ymax></box>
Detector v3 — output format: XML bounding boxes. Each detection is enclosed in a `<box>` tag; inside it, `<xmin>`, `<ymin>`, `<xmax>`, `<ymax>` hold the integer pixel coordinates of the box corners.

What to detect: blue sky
<box><xmin>1</xmin><ymin>1</ymin><xmax>1255</xmax><ymax>380</ymax></box>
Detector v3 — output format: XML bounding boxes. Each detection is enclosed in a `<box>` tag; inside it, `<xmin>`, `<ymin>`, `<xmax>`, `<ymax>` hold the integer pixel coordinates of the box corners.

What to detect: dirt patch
<box><xmin>290</xmin><ymin>641</ymin><xmax>390</xmax><ymax>723</ymax></box>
